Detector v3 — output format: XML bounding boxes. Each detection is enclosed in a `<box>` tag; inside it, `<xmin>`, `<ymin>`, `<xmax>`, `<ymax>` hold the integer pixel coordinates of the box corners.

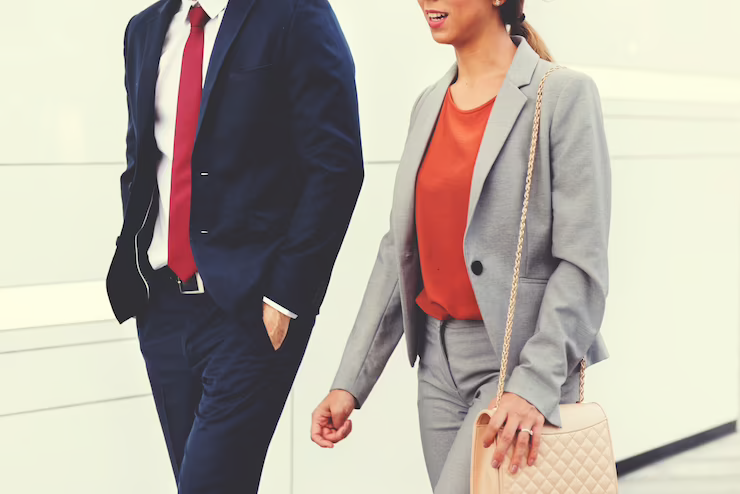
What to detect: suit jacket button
<box><xmin>471</xmin><ymin>261</ymin><xmax>483</xmax><ymax>276</ymax></box>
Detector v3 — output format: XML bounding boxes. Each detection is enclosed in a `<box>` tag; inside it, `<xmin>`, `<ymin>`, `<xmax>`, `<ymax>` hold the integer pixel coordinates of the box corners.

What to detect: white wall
<box><xmin>1</xmin><ymin>1</ymin><xmax>739</xmax><ymax>493</ymax></box>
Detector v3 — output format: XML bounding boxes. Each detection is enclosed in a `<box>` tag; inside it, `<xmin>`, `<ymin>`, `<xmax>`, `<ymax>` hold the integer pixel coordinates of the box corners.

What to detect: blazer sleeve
<box><xmin>121</xmin><ymin>18</ymin><xmax>136</xmax><ymax>216</ymax></box>
<box><xmin>331</xmin><ymin>87</ymin><xmax>431</xmax><ymax>407</ymax></box>
<box><xmin>263</xmin><ymin>0</ymin><xmax>364</xmax><ymax>317</ymax></box>
<box><xmin>504</xmin><ymin>74</ymin><xmax>611</xmax><ymax>427</ymax></box>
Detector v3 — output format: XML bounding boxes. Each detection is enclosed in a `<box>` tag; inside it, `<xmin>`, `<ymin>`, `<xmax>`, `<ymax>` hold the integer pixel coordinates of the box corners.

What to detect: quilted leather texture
<box><xmin>500</xmin><ymin>420</ymin><xmax>618</xmax><ymax>494</ymax></box>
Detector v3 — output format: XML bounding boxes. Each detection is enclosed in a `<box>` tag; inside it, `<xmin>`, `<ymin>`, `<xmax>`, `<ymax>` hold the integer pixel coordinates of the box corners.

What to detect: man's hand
<box><xmin>263</xmin><ymin>303</ymin><xmax>291</xmax><ymax>351</ymax></box>
<box><xmin>311</xmin><ymin>390</ymin><xmax>356</xmax><ymax>448</ymax></box>
<box><xmin>481</xmin><ymin>392</ymin><xmax>546</xmax><ymax>474</ymax></box>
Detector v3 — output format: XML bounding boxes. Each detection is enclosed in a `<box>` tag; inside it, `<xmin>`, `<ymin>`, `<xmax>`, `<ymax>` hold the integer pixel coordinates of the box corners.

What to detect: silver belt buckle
<box><xmin>178</xmin><ymin>272</ymin><xmax>205</xmax><ymax>295</ymax></box>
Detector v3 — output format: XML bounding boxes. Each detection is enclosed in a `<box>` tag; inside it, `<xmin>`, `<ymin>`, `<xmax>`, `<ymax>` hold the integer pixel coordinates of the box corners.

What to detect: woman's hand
<box><xmin>481</xmin><ymin>392</ymin><xmax>545</xmax><ymax>474</ymax></box>
<box><xmin>311</xmin><ymin>390</ymin><xmax>356</xmax><ymax>448</ymax></box>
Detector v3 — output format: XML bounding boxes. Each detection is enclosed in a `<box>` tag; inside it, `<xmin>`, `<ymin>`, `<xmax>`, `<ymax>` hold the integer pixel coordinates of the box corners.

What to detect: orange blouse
<box><xmin>415</xmin><ymin>89</ymin><xmax>494</xmax><ymax>321</ymax></box>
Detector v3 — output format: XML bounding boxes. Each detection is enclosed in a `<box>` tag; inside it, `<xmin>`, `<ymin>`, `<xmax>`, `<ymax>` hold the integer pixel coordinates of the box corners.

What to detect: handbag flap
<box><xmin>542</xmin><ymin>403</ymin><xmax>607</xmax><ymax>435</ymax></box>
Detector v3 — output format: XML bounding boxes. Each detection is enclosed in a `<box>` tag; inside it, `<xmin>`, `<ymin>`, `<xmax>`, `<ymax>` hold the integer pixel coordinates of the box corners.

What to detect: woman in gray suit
<box><xmin>311</xmin><ymin>0</ymin><xmax>611</xmax><ymax>491</ymax></box>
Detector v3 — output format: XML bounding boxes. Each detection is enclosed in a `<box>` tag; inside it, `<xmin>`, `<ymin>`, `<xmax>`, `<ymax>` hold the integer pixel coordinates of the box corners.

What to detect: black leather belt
<box><xmin>152</xmin><ymin>268</ymin><xmax>205</xmax><ymax>295</ymax></box>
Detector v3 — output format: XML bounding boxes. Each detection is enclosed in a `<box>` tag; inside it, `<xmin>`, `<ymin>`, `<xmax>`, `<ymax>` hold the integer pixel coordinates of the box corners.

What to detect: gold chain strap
<box><xmin>494</xmin><ymin>66</ymin><xmax>587</xmax><ymax>407</ymax></box>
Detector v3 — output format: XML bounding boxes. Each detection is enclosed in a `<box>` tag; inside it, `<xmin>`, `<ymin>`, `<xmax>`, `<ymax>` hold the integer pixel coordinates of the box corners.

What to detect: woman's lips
<box><xmin>426</xmin><ymin>10</ymin><xmax>449</xmax><ymax>29</ymax></box>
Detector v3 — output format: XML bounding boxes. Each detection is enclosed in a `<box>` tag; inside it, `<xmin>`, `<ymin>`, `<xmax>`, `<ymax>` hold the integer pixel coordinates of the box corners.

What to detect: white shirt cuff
<box><xmin>263</xmin><ymin>297</ymin><xmax>298</xmax><ymax>319</ymax></box>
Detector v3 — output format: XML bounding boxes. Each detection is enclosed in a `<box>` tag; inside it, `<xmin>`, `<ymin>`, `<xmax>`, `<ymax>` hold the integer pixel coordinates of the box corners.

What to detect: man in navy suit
<box><xmin>105</xmin><ymin>0</ymin><xmax>363</xmax><ymax>491</ymax></box>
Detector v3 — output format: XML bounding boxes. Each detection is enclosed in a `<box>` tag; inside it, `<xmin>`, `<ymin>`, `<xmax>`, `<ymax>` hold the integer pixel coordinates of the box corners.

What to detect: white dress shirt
<box><xmin>148</xmin><ymin>0</ymin><xmax>297</xmax><ymax>318</ymax></box>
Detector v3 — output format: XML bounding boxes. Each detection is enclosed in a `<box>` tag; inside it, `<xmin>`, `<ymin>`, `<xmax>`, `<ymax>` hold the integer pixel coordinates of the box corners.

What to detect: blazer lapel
<box><xmin>466</xmin><ymin>37</ymin><xmax>540</xmax><ymax>230</ymax></box>
<box><xmin>392</xmin><ymin>66</ymin><xmax>457</xmax><ymax>256</ymax></box>
<box><xmin>197</xmin><ymin>0</ymin><xmax>256</xmax><ymax>136</ymax></box>
<box><xmin>136</xmin><ymin>0</ymin><xmax>181</xmax><ymax>141</ymax></box>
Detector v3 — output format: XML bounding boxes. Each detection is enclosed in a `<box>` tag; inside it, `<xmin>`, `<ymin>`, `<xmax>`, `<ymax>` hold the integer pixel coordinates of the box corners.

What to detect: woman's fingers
<box><xmin>311</xmin><ymin>419</ymin><xmax>352</xmax><ymax>447</ymax></box>
<box><xmin>509</xmin><ymin>422</ymin><xmax>535</xmax><ymax>474</ymax></box>
<box><xmin>311</xmin><ymin>415</ymin><xmax>334</xmax><ymax>448</ymax></box>
<box><xmin>311</xmin><ymin>392</ymin><xmax>356</xmax><ymax>448</ymax></box>
<box><xmin>527</xmin><ymin>417</ymin><xmax>546</xmax><ymax>466</ymax></box>
<box><xmin>311</xmin><ymin>403</ymin><xmax>344</xmax><ymax>448</ymax></box>
<box><xmin>482</xmin><ymin>408</ymin><xmax>507</xmax><ymax>449</ymax></box>
<box><xmin>322</xmin><ymin>419</ymin><xmax>353</xmax><ymax>443</ymax></box>
<box><xmin>487</xmin><ymin>393</ymin><xmax>547</xmax><ymax>472</ymax></box>
<box><xmin>492</xmin><ymin>414</ymin><xmax>520</xmax><ymax>469</ymax></box>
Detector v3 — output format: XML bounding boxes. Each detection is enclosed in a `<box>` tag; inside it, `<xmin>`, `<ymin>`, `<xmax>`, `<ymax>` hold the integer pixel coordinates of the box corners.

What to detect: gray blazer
<box><xmin>331</xmin><ymin>37</ymin><xmax>611</xmax><ymax>427</ymax></box>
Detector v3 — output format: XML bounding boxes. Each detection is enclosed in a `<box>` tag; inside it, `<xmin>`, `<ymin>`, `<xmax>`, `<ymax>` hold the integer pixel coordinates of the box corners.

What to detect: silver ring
<box><xmin>519</xmin><ymin>428</ymin><xmax>534</xmax><ymax>436</ymax></box>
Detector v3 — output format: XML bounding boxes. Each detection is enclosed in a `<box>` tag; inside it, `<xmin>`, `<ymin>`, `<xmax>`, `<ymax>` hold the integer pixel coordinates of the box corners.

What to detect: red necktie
<box><xmin>168</xmin><ymin>6</ymin><xmax>210</xmax><ymax>281</ymax></box>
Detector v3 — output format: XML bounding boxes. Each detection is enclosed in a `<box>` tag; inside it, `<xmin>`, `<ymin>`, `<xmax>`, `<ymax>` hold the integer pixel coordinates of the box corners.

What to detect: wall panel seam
<box><xmin>0</xmin><ymin>394</ymin><xmax>152</xmax><ymax>419</ymax></box>
<box><xmin>0</xmin><ymin>337</ymin><xmax>137</xmax><ymax>356</ymax></box>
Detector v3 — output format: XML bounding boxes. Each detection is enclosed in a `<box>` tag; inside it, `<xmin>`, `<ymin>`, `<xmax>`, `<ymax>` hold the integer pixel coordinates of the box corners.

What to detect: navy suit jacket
<box><xmin>107</xmin><ymin>0</ymin><xmax>364</xmax><ymax>325</ymax></box>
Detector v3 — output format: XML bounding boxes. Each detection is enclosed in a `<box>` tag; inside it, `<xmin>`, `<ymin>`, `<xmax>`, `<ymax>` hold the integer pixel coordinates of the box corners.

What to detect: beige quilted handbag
<box><xmin>470</xmin><ymin>67</ymin><xmax>619</xmax><ymax>494</ymax></box>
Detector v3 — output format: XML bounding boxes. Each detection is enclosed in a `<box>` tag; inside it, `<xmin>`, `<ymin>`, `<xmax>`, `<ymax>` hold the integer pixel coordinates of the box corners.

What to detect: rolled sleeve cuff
<box><xmin>263</xmin><ymin>297</ymin><xmax>298</xmax><ymax>319</ymax></box>
<box><xmin>504</xmin><ymin>366</ymin><xmax>562</xmax><ymax>428</ymax></box>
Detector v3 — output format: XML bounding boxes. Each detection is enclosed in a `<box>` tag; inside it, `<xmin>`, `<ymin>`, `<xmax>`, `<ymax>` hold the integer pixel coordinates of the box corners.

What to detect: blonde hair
<box><xmin>500</xmin><ymin>0</ymin><xmax>553</xmax><ymax>62</ymax></box>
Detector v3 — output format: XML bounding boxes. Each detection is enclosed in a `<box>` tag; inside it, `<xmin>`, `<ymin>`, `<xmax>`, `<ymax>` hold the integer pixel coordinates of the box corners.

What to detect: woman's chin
<box><xmin>430</xmin><ymin>31</ymin><xmax>456</xmax><ymax>45</ymax></box>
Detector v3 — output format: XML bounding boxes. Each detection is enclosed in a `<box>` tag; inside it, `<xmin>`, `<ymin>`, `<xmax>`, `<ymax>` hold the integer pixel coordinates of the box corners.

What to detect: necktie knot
<box><xmin>189</xmin><ymin>5</ymin><xmax>210</xmax><ymax>29</ymax></box>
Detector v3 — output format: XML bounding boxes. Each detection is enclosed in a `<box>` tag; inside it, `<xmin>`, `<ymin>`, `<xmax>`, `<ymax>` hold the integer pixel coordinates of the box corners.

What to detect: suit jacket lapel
<box><xmin>466</xmin><ymin>37</ymin><xmax>540</xmax><ymax>230</ymax></box>
<box><xmin>392</xmin><ymin>66</ymin><xmax>456</xmax><ymax>257</ymax></box>
<box><xmin>392</xmin><ymin>38</ymin><xmax>541</xmax><ymax>257</ymax></box>
<box><xmin>197</xmin><ymin>0</ymin><xmax>256</xmax><ymax>136</ymax></box>
<box><xmin>465</xmin><ymin>80</ymin><xmax>526</xmax><ymax>228</ymax></box>
<box><xmin>136</xmin><ymin>0</ymin><xmax>181</xmax><ymax>142</ymax></box>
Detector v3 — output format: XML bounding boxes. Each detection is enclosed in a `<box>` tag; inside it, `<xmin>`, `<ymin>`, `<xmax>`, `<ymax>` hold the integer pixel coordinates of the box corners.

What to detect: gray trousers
<box><xmin>417</xmin><ymin>316</ymin><xmax>580</xmax><ymax>493</ymax></box>
<box><xmin>417</xmin><ymin>316</ymin><xmax>502</xmax><ymax>493</ymax></box>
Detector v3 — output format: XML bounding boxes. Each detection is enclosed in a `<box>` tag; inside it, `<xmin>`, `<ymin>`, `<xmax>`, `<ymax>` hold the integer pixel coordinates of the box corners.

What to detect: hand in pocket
<box><xmin>262</xmin><ymin>302</ymin><xmax>291</xmax><ymax>350</ymax></box>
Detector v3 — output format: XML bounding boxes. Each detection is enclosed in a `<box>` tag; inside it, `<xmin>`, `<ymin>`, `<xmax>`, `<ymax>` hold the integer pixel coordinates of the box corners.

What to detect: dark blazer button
<box><xmin>471</xmin><ymin>261</ymin><xmax>483</xmax><ymax>276</ymax></box>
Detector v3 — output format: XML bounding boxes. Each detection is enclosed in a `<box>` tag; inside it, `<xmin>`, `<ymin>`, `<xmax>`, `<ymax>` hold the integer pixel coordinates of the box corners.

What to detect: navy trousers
<box><xmin>136</xmin><ymin>270</ymin><xmax>315</xmax><ymax>493</ymax></box>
